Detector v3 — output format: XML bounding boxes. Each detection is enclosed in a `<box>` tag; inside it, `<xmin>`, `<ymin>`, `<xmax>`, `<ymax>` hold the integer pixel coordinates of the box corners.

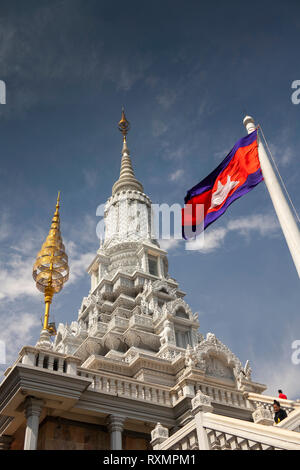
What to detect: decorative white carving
<box><xmin>207</xmin><ymin>356</ymin><xmax>234</xmax><ymax>379</ymax></box>
<box><xmin>104</xmin><ymin>187</ymin><xmax>154</xmax><ymax>250</ymax></box>
<box><xmin>164</xmin><ymin>298</ymin><xmax>193</xmax><ymax>320</ymax></box>
<box><xmin>197</xmin><ymin>332</ymin><xmax>204</xmax><ymax>344</ymax></box>
<box><xmin>160</xmin><ymin>320</ymin><xmax>173</xmax><ymax>346</ymax></box>
<box><xmin>252</xmin><ymin>405</ymin><xmax>274</xmax><ymax>426</ymax></box>
<box><xmin>157</xmin><ymin>347</ymin><xmax>182</xmax><ymax>361</ymax></box>
<box><xmin>191</xmin><ymin>390</ymin><xmax>213</xmax><ymax>412</ymax></box>
<box><xmin>140</xmin><ymin>298</ymin><xmax>152</xmax><ymax>316</ymax></box>
<box><xmin>195</xmin><ymin>333</ymin><xmax>243</xmax><ymax>383</ymax></box>
<box><xmin>151</xmin><ymin>280</ymin><xmax>176</xmax><ymax>296</ymax></box>
<box><xmin>243</xmin><ymin>360</ymin><xmax>252</xmax><ymax>380</ymax></box>
<box><xmin>185</xmin><ymin>344</ymin><xmax>197</xmax><ymax>368</ymax></box>
<box><xmin>151</xmin><ymin>422</ymin><xmax>169</xmax><ymax>441</ymax></box>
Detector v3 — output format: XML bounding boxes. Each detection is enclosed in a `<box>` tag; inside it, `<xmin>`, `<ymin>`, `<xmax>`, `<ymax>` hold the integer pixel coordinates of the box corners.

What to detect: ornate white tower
<box><xmin>91</xmin><ymin>109</ymin><xmax>167</xmax><ymax>286</ymax></box>
<box><xmin>54</xmin><ymin>111</ymin><xmax>262</xmax><ymax>404</ymax></box>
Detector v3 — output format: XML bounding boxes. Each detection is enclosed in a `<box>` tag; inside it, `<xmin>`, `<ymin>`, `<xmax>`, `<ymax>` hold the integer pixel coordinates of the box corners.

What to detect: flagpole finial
<box><xmin>33</xmin><ymin>193</ymin><xmax>69</xmax><ymax>347</ymax></box>
<box><xmin>243</xmin><ymin>115</ymin><xmax>256</xmax><ymax>134</ymax></box>
<box><xmin>118</xmin><ymin>107</ymin><xmax>130</xmax><ymax>143</ymax></box>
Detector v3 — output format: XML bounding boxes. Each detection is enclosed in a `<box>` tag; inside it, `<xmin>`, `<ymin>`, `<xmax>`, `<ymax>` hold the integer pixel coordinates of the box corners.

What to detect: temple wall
<box><xmin>10</xmin><ymin>425</ymin><xmax>26</xmax><ymax>450</ymax></box>
<box><xmin>6</xmin><ymin>416</ymin><xmax>151</xmax><ymax>450</ymax></box>
<box><xmin>122</xmin><ymin>431</ymin><xmax>151</xmax><ymax>450</ymax></box>
<box><xmin>37</xmin><ymin>417</ymin><xmax>110</xmax><ymax>450</ymax></box>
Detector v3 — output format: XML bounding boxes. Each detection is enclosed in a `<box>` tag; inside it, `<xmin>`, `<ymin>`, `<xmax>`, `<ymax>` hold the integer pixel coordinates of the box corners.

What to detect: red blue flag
<box><xmin>182</xmin><ymin>129</ymin><xmax>263</xmax><ymax>239</ymax></box>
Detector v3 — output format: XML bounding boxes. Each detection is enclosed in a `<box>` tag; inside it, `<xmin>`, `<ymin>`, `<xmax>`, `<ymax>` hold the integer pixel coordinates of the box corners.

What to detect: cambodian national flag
<box><xmin>182</xmin><ymin>129</ymin><xmax>263</xmax><ymax>239</ymax></box>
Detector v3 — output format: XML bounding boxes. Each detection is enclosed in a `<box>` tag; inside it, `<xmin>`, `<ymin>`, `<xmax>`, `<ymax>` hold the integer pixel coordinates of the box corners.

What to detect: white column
<box><xmin>23</xmin><ymin>397</ymin><xmax>43</xmax><ymax>450</ymax></box>
<box><xmin>66</xmin><ymin>360</ymin><xmax>77</xmax><ymax>375</ymax></box>
<box><xmin>21</xmin><ymin>351</ymin><xmax>36</xmax><ymax>366</ymax></box>
<box><xmin>243</xmin><ymin>116</ymin><xmax>300</xmax><ymax>278</ymax></box>
<box><xmin>107</xmin><ymin>415</ymin><xmax>125</xmax><ymax>450</ymax></box>
<box><xmin>191</xmin><ymin>390</ymin><xmax>213</xmax><ymax>450</ymax></box>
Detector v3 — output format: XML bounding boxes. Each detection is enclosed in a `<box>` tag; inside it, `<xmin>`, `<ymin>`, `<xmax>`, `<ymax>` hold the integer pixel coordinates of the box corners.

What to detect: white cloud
<box><xmin>279</xmin><ymin>146</ymin><xmax>294</xmax><ymax>167</ymax></box>
<box><xmin>169</xmin><ymin>169</ymin><xmax>184</xmax><ymax>182</ymax></box>
<box><xmin>186</xmin><ymin>227</ymin><xmax>227</xmax><ymax>252</ymax></box>
<box><xmin>227</xmin><ymin>214</ymin><xmax>279</xmax><ymax>237</ymax></box>
<box><xmin>256</xmin><ymin>360</ymin><xmax>300</xmax><ymax>400</ymax></box>
<box><xmin>68</xmin><ymin>251</ymin><xmax>95</xmax><ymax>285</ymax></box>
<box><xmin>156</xmin><ymin>89</ymin><xmax>178</xmax><ymax>109</ymax></box>
<box><xmin>0</xmin><ymin>215</ymin><xmax>97</xmax><ymax>302</ymax></box>
<box><xmin>0</xmin><ymin>312</ymin><xmax>39</xmax><ymax>366</ymax></box>
<box><xmin>161</xmin><ymin>143</ymin><xmax>188</xmax><ymax>161</ymax></box>
<box><xmin>10</xmin><ymin>227</ymin><xmax>46</xmax><ymax>255</ymax></box>
<box><xmin>152</xmin><ymin>120</ymin><xmax>168</xmax><ymax>137</ymax></box>
<box><xmin>268</xmin><ymin>128</ymin><xmax>295</xmax><ymax>168</ymax></box>
<box><xmin>83</xmin><ymin>168</ymin><xmax>99</xmax><ymax>189</ymax></box>
<box><xmin>159</xmin><ymin>238</ymin><xmax>182</xmax><ymax>251</ymax></box>
<box><xmin>253</xmin><ymin>332</ymin><xmax>300</xmax><ymax>400</ymax></box>
<box><xmin>158</xmin><ymin>213</ymin><xmax>279</xmax><ymax>254</ymax></box>
<box><xmin>66</xmin><ymin>214</ymin><xmax>98</xmax><ymax>247</ymax></box>
<box><xmin>185</xmin><ymin>213</ymin><xmax>279</xmax><ymax>253</ymax></box>
<box><xmin>0</xmin><ymin>255</ymin><xmax>39</xmax><ymax>301</ymax></box>
<box><xmin>0</xmin><ymin>210</ymin><xmax>97</xmax><ymax>369</ymax></box>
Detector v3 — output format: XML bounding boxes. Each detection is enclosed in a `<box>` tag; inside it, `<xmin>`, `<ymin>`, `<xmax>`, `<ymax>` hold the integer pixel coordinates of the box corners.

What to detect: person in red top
<box><xmin>278</xmin><ymin>389</ymin><xmax>287</xmax><ymax>399</ymax></box>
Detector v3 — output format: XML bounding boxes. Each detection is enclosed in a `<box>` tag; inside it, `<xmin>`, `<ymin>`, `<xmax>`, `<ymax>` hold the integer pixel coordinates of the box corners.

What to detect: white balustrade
<box><xmin>246</xmin><ymin>392</ymin><xmax>296</xmax><ymax>416</ymax></box>
<box><xmin>172</xmin><ymin>383</ymin><xmax>249</xmax><ymax>409</ymax></box>
<box><xmin>19</xmin><ymin>347</ymin><xmax>79</xmax><ymax>376</ymax></box>
<box><xmin>80</xmin><ymin>369</ymin><xmax>172</xmax><ymax>406</ymax></box>
<box><xmin>157</xmin><ymin>411</ymin><xmax>300</xmax><ymax>450</ymax></box>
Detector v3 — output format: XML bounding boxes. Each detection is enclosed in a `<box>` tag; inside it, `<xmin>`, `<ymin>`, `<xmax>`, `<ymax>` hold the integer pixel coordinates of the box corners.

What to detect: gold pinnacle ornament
<box><xmin>33</xmin><ymin>192</ymin><xmax>69</xmax><ymax>335</ymax></box>
<box><xmin>118</xmin><ymin>106</ymin><xmax>130</xmax><ymax>142</ymax></box>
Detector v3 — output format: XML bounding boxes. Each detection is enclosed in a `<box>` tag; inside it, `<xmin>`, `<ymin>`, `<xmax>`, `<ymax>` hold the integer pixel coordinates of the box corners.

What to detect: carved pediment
<box><xmin>196</xmin><ymin>333</ymin><xmax>243</xmax><ymax>383</ymax></box>
<box><xmin>163</xmin><ymin>298</ymin><xmax>193</xmax><ymax>321</ymax></box>
<box><xmin>205</xmin><ymin>356</ymin><xmax>235</xmax><ymax>381</ymax></box>
<box><xmin>151</xmin><ymin>280</ymin><xmax>176</xmax><ymax>296</ymax></box>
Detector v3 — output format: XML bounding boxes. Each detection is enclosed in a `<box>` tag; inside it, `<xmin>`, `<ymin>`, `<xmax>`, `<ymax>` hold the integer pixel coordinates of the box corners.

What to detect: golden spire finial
<box><xmin>33</xmin><ymin>192</ymin><xmax>69</xmax><ymax>336</ymax></box>
<box><xmin>118</xmin><ymin>106</ymin><xmax>130</xmax><ymax>142</ymax></box>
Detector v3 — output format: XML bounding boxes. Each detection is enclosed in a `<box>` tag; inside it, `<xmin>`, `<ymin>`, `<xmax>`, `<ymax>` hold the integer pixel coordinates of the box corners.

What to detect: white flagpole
<box><xmin>243</xmin><ymin>116</ymin><xmax>300</xmax><ymax>278</ymax></box>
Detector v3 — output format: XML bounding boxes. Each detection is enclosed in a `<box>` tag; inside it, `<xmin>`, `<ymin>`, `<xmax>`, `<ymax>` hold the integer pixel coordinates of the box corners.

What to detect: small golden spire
<box><xmin>118</xmin><ymin>106</ymin><xmax>130</xmax><ymax>142</ymax></box>
<box><xmin>33</xmin><ymin>192</ymin><xmax>69</xmax><ymax>335</ymax></box>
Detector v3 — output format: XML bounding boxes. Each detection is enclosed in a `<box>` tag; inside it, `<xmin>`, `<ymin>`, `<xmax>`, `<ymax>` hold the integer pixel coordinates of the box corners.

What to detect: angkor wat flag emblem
<box><xmin>182</xmin><ymin>129</ymin><xmax>263</xmax><ymax>239</ymax></box>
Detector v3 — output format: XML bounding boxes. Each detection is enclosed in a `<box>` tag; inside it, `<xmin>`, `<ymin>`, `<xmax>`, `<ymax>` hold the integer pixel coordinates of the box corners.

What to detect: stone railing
<box><xmin>246</xmin><ymin>392</ymin><xmax>297</xmax><ymax>415</ymax></box>
<box><xmin>129</xmin><ymin>314</ymin><xmax>153</xmax><ymax>331</ymax></box>
<box><xmin>196</xmin><ymin>383</ymin><xmax>250</xmax><ymax>409</ymax></box>
<box><xmin>6</xmin><ymin>347</ymin><xmax>172</xmax><ymax>408</ymax></box>
<box><xmin>203</xmin><ymin>413</ymin><xmax>300</xmax><ymax>450</ymax></box>
<box><xmin>89</xmin><ymin>321</ymin><xmax>107</xmax><ymax>337</ymax></box>
<box><xmin>153</xmin><ymin>391</ymin><xmax>300</xmax><ymax>451</ymax></box>
<box><xmin>77</xmin><ymin>369</ymin><xmax>172</xmax><ymax>407</ymax></box>
<box><xmin>152</xmin><ymin>420</ymin><xmax>198</xmax><ymax>450</ymax></box>
<box><xmin>6</xmin><ymin>346</ymin><xmax>81</xmax><ymax>377</ymax></box>
<box><xmin>171</xmin><ymin>381</ymin><xmax>251</xmax><ymax>410</ymax></box>
<box><xmin>107</xmin><ymin>315</ymin><xmax>129</xmax><ymax>333</ymax></box>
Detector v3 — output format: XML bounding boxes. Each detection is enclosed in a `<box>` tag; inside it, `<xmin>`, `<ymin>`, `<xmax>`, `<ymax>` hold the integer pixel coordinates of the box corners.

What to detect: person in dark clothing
<box><xmin>278</xmin><ymin>389</ymin><xmax>287</xmax><ymax>399</ymax></box>
<box><xmin>273</xmin><ymin>400</ymin><xmax>287</xmax><ymax>424</ymax></box>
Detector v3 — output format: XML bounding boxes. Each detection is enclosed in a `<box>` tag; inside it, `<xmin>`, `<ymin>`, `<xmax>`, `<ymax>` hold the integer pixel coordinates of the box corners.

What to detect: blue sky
<box><xmin>0</xmin><ymin>0</ymin><xmax>299</xmax><ymax>398</ymax></box>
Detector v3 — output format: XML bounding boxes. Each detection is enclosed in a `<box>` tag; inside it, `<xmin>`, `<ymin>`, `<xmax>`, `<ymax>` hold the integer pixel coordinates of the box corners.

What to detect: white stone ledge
<box><xmin>203</xmin><ymin>412</ymin><xmax>300</xmax><ymax>449</ymax></box>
